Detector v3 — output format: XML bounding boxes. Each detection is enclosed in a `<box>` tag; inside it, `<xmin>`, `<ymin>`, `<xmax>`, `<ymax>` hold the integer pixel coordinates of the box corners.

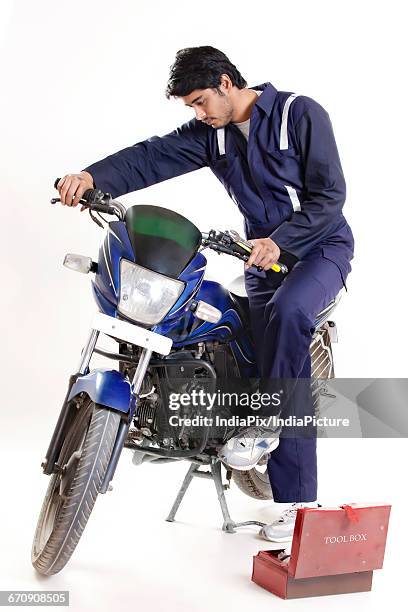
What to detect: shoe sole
<box><xmin>259</xmin><ymin>532</ymin><xmax>293</xmax><ymax>543</ymax></box>
<box><xmin>219</xmin><ymin>440</ymin><xmax>279</xmax><ymax>471</ymax></box>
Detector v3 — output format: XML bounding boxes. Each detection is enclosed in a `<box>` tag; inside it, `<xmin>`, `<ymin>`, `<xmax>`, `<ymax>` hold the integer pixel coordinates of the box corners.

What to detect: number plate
<box><xmin>92</xmin><ymin>313</ymin><xmax>172</xmax><ymax>355</ymax></box>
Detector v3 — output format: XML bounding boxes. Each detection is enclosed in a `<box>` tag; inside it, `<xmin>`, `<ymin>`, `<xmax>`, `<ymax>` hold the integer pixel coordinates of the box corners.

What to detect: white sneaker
<box><xmin>259</xmin><ymin>502</ymin><xmax>319</xmax><ymax>542</ymax></box>
<box><xmin>218</xmin><ymin>430</ymin><xmax>279</xmax><ymax>470</ymax></box>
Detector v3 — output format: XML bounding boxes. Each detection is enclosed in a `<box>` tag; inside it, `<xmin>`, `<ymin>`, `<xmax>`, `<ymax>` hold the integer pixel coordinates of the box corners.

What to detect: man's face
<box><xmin>181</xmin><ymin>87</ymin><xmax>234</xmax><ymax>129</ymax></box>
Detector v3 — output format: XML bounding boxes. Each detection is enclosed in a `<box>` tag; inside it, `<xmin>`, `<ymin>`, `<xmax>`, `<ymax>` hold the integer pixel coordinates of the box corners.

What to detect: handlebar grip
<box><xmin>54</xmin><ymin>179</ymin><xmax>95</xmax><ymax>199</ymax></box>
<box><xmin>82</xmin><ymin>188</ymin><xmax>97</xmax><ymax>202</ymax></box>
<box><xmin>54</xmin><ymin>180</ymin><xmax>96</xmax><ymax>205</ymax></box>
<box><xmin>54</xmin><ymin>179</ymin><xmax>94</xmax><ymax>201</ymax></box>
<box><xmin>52</xmin><ymin>178</ymin><xmax>123</xmax><ymax>219</ymax></box>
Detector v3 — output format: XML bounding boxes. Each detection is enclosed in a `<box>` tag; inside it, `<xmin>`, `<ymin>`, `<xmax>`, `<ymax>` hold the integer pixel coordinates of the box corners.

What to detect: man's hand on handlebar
<box><xmin>245</xmin><ymin>237</ymin><xmax>280</xmax><ymax>271</ymax></box>
<box><xmin>57</xmin><ymin>172</ymin><xmax>94</xmax><ymax>209</ymax></box>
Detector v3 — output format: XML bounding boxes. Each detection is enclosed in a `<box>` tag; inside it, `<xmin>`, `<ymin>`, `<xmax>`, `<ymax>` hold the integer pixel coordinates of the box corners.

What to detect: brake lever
<box><xmin>50</xmin><ymin>196</ymin><xmax>88</xmax><ymax>206</ymax></box>
<box><xmin>226</xmin><ymin>229</ymin><xmax>253</xmax><ymax>251</ymax></box>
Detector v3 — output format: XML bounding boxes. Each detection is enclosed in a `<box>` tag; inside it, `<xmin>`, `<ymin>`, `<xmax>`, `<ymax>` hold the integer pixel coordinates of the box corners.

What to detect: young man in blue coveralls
<box><xmin>57</xmin><ymin>47</ymin><xmax>354</xmax><ymax>543</ymax></box>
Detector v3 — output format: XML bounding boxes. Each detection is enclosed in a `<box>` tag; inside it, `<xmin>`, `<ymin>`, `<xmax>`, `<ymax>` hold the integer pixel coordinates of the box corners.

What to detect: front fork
<box><xmin>99</xmin><ymin>345</ymin><xmax>152</xmax><ymax>493</ymax></box>
<box><xmin>42</xmin><ymin>327</ymin><xmax>152</xmax><ymax>493</ymax></box>
<box><xmin>78</xmin><ymin>329</ymin><xmax>99</xmax><ymax>374</ymax></box>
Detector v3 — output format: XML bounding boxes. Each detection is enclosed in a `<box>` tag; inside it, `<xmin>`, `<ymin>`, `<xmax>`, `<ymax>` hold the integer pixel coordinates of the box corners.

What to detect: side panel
<box><xmin>163</xmin><ymin>251</ymin><xmax>206</xmax><ymax>321</ymax></box>
<box><xmin>154</xmin><ymin>279</ymin><xmax>239</xmax><ymax>342</ymax></box>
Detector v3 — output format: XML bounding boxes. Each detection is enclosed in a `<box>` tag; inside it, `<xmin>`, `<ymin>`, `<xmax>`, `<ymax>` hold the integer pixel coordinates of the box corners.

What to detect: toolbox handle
<box><xmin>341</xmin><ymin>504</ymin><xmax>360</xmax><ymax>523</ymax></box>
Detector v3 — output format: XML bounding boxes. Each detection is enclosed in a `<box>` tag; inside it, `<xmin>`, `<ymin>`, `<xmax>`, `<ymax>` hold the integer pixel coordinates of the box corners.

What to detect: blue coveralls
<box><xmin>84</xmin><ymin>82</ymin><xmax>354</xmax><ymax>503</ymax></box>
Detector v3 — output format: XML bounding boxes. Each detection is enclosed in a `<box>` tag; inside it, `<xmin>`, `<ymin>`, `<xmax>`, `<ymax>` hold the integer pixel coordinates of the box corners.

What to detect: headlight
<box><xmin>118</xmin><ymin>260</ymin><xmax>185</xmax><ymax>326</ymax></box>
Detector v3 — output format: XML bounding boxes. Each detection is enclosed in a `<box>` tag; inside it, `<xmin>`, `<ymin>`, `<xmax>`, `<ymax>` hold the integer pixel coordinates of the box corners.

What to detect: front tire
<box><xmin>32</xmin><ymin>399</ymin><xmax>121</xmax><ymax>575</ymax></box>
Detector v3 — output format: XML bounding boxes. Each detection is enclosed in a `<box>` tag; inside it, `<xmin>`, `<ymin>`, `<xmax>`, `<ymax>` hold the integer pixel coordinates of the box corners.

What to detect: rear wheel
<box><xmin>232</xmin><ymin>462</ymin><xmax>273</xmax><ymax>500</ymax></box>
<box><xmin>32</xmin><ymin>398</ymin><xmax>121</xmax><ymax>575</ymax></box>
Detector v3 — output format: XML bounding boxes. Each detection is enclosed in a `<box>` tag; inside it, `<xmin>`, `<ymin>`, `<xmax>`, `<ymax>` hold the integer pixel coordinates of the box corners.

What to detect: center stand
<box><xmin>166</xmin><ymin>457</ymin><xmax>266</xmax><ymax>533</ymax></box>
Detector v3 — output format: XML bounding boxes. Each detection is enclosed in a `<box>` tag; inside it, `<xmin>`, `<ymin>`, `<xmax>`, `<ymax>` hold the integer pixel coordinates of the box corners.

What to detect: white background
<box><xmin>0</xmin><ymin>1</ymin><xmax>407</xmax><ymax>610</ymax></box>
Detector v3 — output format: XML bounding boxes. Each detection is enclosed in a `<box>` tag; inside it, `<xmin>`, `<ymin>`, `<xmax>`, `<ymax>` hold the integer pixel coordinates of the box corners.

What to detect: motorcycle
<box><xmin>32</xmin><ymin>183</ymin><xmax>341</xmax><ymax>575</ymax></box>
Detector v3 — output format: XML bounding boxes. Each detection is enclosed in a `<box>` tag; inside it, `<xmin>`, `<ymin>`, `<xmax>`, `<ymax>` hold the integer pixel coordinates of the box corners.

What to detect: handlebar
<box><xmin>202</xmin><ymin>229</ymin><xmax>289</xmax><ymax>275</ymax></box>
<box><xmin>51</xmin><ymin>180</ymin><xmax>288</xmax><ymax>275</ymax></box>
<box><xmin>52</xmin><ymin>178</ymin><xmax>126</xmax><ymax>220</ymax></box>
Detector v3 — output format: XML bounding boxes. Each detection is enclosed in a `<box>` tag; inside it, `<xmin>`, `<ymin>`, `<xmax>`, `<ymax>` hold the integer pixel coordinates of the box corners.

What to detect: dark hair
<box><xmin>165</xmin><ymin>46</ymin><xmax>247</xmax><ymax>98</ymax></box>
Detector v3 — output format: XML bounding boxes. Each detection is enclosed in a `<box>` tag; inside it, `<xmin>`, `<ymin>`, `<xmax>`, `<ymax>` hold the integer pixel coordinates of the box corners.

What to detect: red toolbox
<box><xmin>252</xmin><ymin>503</ymin><xmax>391</xmax><ymax>599</ymax></box>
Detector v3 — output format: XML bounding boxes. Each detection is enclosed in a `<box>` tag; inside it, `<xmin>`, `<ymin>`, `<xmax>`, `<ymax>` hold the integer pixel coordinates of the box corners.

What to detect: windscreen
<box><xmin>125</xmin><ymin>205</ymin><xmax>202</xmax><ymax>278</ymax></box>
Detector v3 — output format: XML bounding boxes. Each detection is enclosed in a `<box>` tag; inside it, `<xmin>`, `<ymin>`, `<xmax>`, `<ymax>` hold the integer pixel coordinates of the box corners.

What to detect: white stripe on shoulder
<box><xmin>217</xmin><ymin>128</ymin><xmax>226</xmax><ymax>156</ymax></box>
<box><xmin>280</xmin><ymin>93</ymin><xmax>299</xmax><ymax>150</ymax></box>
<box><xmin>284</xmin><ymin>185</ymin><xmax>301</xmax><ymax>211</ymax></box>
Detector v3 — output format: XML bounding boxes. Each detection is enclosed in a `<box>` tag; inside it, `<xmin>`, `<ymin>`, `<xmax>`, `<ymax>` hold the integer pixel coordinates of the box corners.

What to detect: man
<box><xmin>57</xmin><ymin>46</ymin><xmax>354</xmax><ymax>543</ymax></box>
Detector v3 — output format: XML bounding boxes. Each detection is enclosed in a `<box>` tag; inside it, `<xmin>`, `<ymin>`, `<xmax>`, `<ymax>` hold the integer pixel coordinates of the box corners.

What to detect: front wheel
<box><xmin>32</xmin><ymin>398</ymin><xmax>121</xmax><ymax>575</ymax></box>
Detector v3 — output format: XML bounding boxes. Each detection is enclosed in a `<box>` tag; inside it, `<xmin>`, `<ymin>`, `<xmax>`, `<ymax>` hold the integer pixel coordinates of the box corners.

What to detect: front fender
<box><xmin>67</xmin><ymin>369</ymin><xmax>133</xmax><ymax>414</ymax></box>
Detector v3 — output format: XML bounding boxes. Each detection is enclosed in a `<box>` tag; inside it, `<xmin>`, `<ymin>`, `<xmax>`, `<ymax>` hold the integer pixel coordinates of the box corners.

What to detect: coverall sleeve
<box><xmin>270</xmin><ymin>98</ymin><xmax>346</xmax><ymax>257</ymax></box>
<box><xmin>83</xmin><ymin>118</ymin><xmax>209</xmax><ymax>198</ymax></box>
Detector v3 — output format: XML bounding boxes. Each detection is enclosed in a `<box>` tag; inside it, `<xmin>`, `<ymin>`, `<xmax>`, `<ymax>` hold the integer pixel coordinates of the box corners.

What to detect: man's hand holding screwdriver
<box><xmin>245</xmin><ymin>237</ymin><xmax>281</xmax><ymax>271</ymax></box>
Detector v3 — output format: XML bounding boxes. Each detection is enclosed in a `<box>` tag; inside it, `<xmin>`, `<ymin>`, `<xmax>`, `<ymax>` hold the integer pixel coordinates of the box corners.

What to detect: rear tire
<box><xmin>232</xmin><ymin>463</ymin><xmax>273</xmax><ymax>500</ymax></box>
<box><xmin>32</xmin><ymin>399</ymin><xmax>121</xmax><ymax>575</ymax></box>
